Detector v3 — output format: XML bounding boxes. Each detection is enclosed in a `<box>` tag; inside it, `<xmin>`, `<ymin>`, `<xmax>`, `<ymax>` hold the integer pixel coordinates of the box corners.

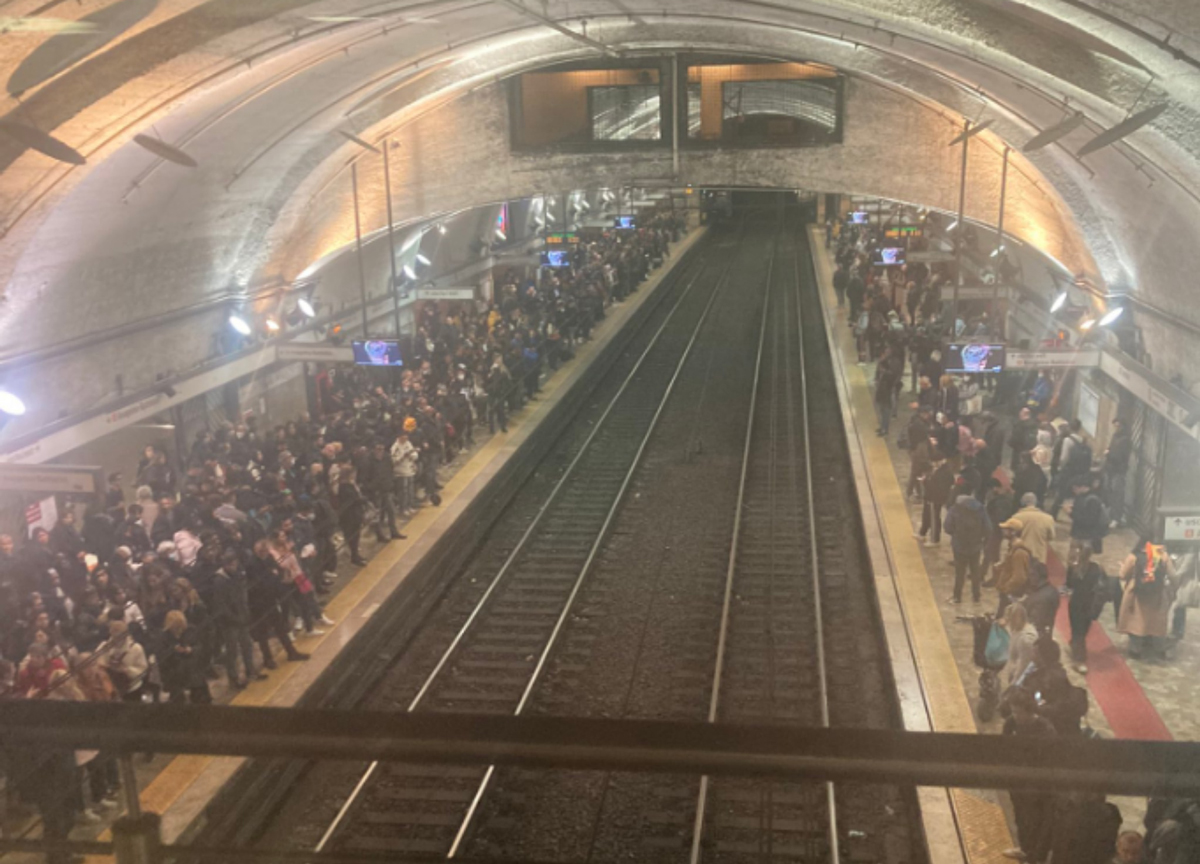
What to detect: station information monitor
<box><xmin>613</xmin><ymin>216</ymin><xmax>637</xmax><ymax>229</ymax></box>
<box><xmin>541</xmin><ymin>250</ymin><xmax>572</xmax><ymax>268</ymax></box>
<box><xmin>545</xmin><ymin>232</ymin><xmax>580</xmax><ymax>245</ymax></box>
<box><xmin>872</xmin><ymin>247</ymin><xmax>906</xmax><ymax>266</ymax></box>
<box><xmin>352</xmin><ymin>340</ymin><xmax>404</xmax><ymax>367</ymax></box>
<box><xmin>885</xmin><ymin>226</ymin><xmax>923</xmax><ymax>238</ymax></box>
<box><xmin>944</xmin><ymin>343</ymin><xmax>1006</xmax><ymax>374</ymax></box>
<box><xmin>849</xmin><ymin>211</ymin><xmax>869</xmax><ymax>224</ymax></box>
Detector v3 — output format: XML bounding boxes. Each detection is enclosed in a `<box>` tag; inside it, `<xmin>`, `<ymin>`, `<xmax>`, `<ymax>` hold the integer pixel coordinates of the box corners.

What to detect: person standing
<box><xmin>1103</xmin><ymin>419</ymin><xmax>1132</xmax><ymax>529</ymax></box>
<box><xmin>365</xmin><ymin>441</ymin><xmax>404</xmax><ymax>542</ymax></box>
<box><xmin>1024</xmin><ymin>563</ymin><xmax>1061</xmax><ymax>636</ymax></box>
<box><xmin>993</xmin><ymin>518</ymin><xmax>1032</xmax><ymax>617</ymax></box>
<box><xmin>212</xmin><ymin>550</ymin><xmax>263</xmax><ymax>688</ymax></box>
<box><xmin>1067</xmin><ymin>475</ymin><xmax>1108</xmax><ymax>566</ymax></box>
<box><xmin>944</xmin><ymin>480</ymin><xmax>992</xmax><ymax>604</ymax></box>
<box><xmin>1049</xmin><ymin>421</ymin><xmax>1091</xmax><ymax>520</ymax></box>
<box><xmin>905</xmin><ymin>409</ymin><xmax>934</xmax><ymax>500</ymax></box>
<box><xmin>1066</xmin><ymin>550</ymin><xmax>1107</xmax><ymax>673</ymax></box>
<box><xmin>1013</xmin><ymin>493</ymin><xmax>1057</xmax><ymax>566</ymax></box>
<box><xmin>391</xmin><ymin>430</ymin><xmax>419</xmax><ymax>517</ymax></box>
<box><xmin>157</xmin><ymin>610</ymin><xmax>212</xmax><ymax>704</ymax></box>
<box><xmin>1010</xmin><ymin>407</ymin><xmax>1039</xmax><ymax>472</ymax></box>
<box><xmin>917</xmin><ymin>454</ymin><xmax>955</xmax><ymax>546</ymax></box>
<box><xmin>335</xmin><ymin>466</ymin><xmax>368</xmax><ymax>567</ymax></box>
<box><xmin>874</xmin><ymin>346</ymin><xmax>904</xmax><ymax>436</ymax></box>
<box><xmin>1002</xmin><ymin>688</ymin><xmax>1057</xmax><ymax>864</ymax></box>
<box><xmin>832</xmin><ymin>262</ymin><xmax>848</xmax><ymax>309</ymax></box>
<box><xmin>1118</xmin><ymin>539</ymin><xmax>1176</xmax><ymax>660</ymax></box>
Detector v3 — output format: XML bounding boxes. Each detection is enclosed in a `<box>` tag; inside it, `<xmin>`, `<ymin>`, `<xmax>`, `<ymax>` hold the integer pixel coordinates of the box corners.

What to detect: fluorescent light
<box><xmin>229</xmin><ymin>315</ymin><xmax>252</xmax><ymax>336</ymax></box>
<box><xmin>1079</xmin><ymin>318</ymin><xmax>1097</xmax><ymax>331</ymax></box>
<box><xmin>1099</xmin><ymin>307</ymin><xmax>1125</xmax><ymax>327</ymax></box>
<box><xmin>947</xmin><ymin>220</ymin><xmax>959</xmax><ymax>232</ymax></box>
<box><xmin>990</xmin><ymin>245</ymin><xmax>1005</xmax><ymax>258</ymax></box>
<box><xmin>545</xmin><ymin>212</ymin><xmax>556</xmax><ymax>224</ymax></box>
<box><xmin>0</xmin><ymin>390</ymin><xmax>26</xmax><ymax>417</ymax></box>
<box><xmin>1050</xmin><ymin>291</ymin><xmax>1067</xmax><ymax>313</ymax></box>
<box><xmin>437</xmin><ymin>224</ymin><xmax>447</xmax><ymax>235</ymax></box>
<box><xmin>416</xmin><ymin>253</ymin><xmax>431</xmax><ymax>266</ymax></box>
<box><xmin>403</xmin><ymin>264</ymin><xmax>417</xmax><ymax>280</ymax></box>
<box><xmin>297</xmin><ymin>298</ymin><xmax>316</xmax><ymax>318</ymax></box>
<box><xmin>495</xmin><ymin>228</ymin><xmax>506</xmax><ymax>241</ymax></box>
<box><xmin>265</xmin><ymin>318</ymin><xmax>280</xmax><ymax>332</ymax></box>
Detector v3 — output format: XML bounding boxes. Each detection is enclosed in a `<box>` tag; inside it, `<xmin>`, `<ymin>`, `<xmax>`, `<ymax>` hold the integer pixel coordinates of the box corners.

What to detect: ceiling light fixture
<box><xmin>229</xmin><ymin>315</ymin><xmax>252</xmax><ymax>336</ymax></box>
<box><xmin>1099</xmin><ymin>307</ymin><xmax>1125</xmax><ymax>327</ymax></box>
<box><xmin>297</xmin><ymin>298</ymin><xmax>316</xmax><ymax>318</ymax></box>
<box><xmin>0</xmin><ymin>390</ymin><xmax>26</xmax><ymax>417</ymax></box>
<box><xmin>1050</xmin><ymin>291</ymin><xmax>1068</xmax><ymax>313</ymax></box>
<box><xmin>1079</xmin><ymin>318</ymin><xmax>1097</xmax><ymax>331</ymax></box>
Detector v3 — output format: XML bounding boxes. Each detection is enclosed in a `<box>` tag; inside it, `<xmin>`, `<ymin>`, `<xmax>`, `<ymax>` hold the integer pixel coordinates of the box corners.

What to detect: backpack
<box><xmin>953</xmin><ymin>503</ymin><xmax>985</xmax><ymax>549</ymax></box>
<box><xmin>1064</xmin><ymin>438</ymin><xmax>1092</xmax><ymax>476</ymax></box>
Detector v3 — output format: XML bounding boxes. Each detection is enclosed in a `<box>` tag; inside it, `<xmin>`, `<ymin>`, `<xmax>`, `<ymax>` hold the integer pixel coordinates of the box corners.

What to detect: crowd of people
<box><xmin>0</xmin><ymin>209</ymin><xmax>686</xmax><ymax>858</ymax></box>
<box><xmin>832</xmin><ymin>216</ymin><xmax>1200</xmax><ymax>864</ymax></box>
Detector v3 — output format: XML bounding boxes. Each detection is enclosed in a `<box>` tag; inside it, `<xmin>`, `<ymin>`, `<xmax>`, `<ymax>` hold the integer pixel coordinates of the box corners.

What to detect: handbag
<box><xmin>984</xmin><ymin>621</ymin><xmax>1011</xmax><ymax>666</ymax></box>
<box><xmin>1177</xmin><ymin>577</ymin><xmax>1200</xmax><ymax>609</ymax></box>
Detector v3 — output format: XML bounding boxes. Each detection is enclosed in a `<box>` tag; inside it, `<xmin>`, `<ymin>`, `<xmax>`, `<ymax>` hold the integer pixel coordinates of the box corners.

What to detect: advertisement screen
<box><xmin>541</xmin><ymin>250</ymin><xmax>572</xmax><ymax>268</ymax></box>
<box><xmin>613</xmin><ymin>216</ymin><xmax>636</xmax><ymax>229</ymax></box>
<box><xmin>850</xmin><ymin>211</ymin><xmax>869</xmax><ymax>224</ymax></box>
<box><xmin>352</xmin><ymin>340</ymin><xmax>404</xmax><ymax>367</ymax></box>
<box><xmin>945</xmin><ymin>343</ymin><xmax>1006</xmax><ymax>374</ymax></box>
<box><xmin>873</xmin><ymin>247</ymin><xmax>906</xmax><ymax>266</ymax></box>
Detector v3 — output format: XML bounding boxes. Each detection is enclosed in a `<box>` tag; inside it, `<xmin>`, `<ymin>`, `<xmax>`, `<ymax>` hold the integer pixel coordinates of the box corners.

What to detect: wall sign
<box><xmin>416</xmin><ymin>287</ymin><xmax>474</xmax><ymax>300</ymax></box>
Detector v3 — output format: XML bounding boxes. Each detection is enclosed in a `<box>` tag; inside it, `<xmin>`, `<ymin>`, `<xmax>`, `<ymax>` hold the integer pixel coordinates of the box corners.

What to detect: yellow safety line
<box><xmin>807</xmin><ymin>228</ymin><xmax>1013</xmax><ymax>864</ymax></box>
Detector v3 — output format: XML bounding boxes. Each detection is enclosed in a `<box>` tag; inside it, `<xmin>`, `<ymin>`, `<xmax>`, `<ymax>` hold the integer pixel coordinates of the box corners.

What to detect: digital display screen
<box><xmin>944</xmin><ymin>343</ymin><xmax>1006</xmax><ymax>374</ymax></box>
<box><xmin>541</xmin><ymin>250</ymin><xmax>572</xmax><ymax>268</ymax></box>
<box><xmin>545</xmin><ymin>232</ymin><xmax>580</xmax><ymax>245</ymax></box>
<box><xmin>873</xmin><ymin>247</ymin><xmax>906</xmax><ymax>266</ymax></box>
<box><xmin>613</xmin><ymin>216</ymin><xmax>636</xmax><ymax>229</ymax></box>
<box><xmin>850</xmin><ymin>211</ymin><xmax>869</xmax><ymax>224</ymax></box>
<box><xmin>352</xmin><ymin>340</ymin><xmax>404</xmax><ymax>367</ymax></box>
<box><xmin>885</xmin><ymin>226</ymin><xmax>923</xmax><ymax>238</ymax></box>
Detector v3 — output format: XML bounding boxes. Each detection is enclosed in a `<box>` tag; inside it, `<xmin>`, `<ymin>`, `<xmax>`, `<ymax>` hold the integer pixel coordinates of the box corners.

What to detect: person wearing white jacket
<box><xmin>391</xmin><ymin>431</ymin><xmax>419</xmax><ymax>516</ymax></box>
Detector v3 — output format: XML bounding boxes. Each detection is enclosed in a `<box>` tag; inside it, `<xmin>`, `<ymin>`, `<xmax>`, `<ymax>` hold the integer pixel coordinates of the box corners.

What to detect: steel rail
<box><xmin>313</xmin><ymin>233</ymin><xmax>725</xmax><ymax>857</ymax></box>
<box><xmin>793</xmin><ymin>237</ymin><xmax>839</xmax><ymax>864</ymax></box>
<box><xmin>687</xmin><ymin>214</ymin><xmax>777</xmax><ymax>864</ymax></box>
<box><xmin>447</xmin><ymin>235</ymin><xmax>736</xmax><ymax>858</ymax></box>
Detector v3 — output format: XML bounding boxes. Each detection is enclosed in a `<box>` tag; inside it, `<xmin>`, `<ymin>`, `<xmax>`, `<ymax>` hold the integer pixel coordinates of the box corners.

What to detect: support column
<box><xmin>113</xmin><ymin>756</ymin><xmax>160</xmax><ymax>864</ymax></box>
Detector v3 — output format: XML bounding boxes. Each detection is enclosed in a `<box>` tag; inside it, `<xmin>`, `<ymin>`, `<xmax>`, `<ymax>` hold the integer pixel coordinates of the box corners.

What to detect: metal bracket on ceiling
<box><xmin>493</xmin><ymin>0</ymin><xmax>623</xmax><ymax>57</ymax></box>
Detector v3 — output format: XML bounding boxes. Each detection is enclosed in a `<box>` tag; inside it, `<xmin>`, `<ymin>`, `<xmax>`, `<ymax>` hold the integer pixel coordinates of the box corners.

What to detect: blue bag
<box><xmin>984</xmin><ymin>621</ymin><xmax>1010</xmax><ymax>667</ymax></box>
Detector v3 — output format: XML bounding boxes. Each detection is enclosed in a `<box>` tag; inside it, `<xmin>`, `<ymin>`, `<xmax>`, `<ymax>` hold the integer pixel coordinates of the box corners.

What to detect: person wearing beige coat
<box><xmin>1118</xmin><ymin>540</ymin><xmax>1176</xmax><ymax>660</ymax></box>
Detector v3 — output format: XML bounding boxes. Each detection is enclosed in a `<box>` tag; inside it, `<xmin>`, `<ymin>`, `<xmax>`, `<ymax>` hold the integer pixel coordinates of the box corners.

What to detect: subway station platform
<box><xmin>17</xmin><ymin>231</ymin><xmax>704</xmax><ymax>864</ymax></box>
<box><xmin>807</xmin><ymin>226</ymin><xmax>1200</xmax><ymax>862</ymax></box>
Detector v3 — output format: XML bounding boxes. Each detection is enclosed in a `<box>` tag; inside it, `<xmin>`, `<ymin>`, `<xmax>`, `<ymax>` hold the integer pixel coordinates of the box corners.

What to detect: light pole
<box><xmin>382</xmin><ymin>140</ymin><xmax>403</xmax><ymax>340</ymax></box>
<box><xmin>351</xmin><ymin>162</ymin><xmax>370</xmax><ymax>336</ymax></box>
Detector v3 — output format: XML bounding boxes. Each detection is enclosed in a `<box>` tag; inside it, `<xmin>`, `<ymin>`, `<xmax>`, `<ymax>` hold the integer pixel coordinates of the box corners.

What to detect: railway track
<box><xmin>233</xmin><ymin>208</ymin><xmax>921</xmax><ymax>864</ymax></box>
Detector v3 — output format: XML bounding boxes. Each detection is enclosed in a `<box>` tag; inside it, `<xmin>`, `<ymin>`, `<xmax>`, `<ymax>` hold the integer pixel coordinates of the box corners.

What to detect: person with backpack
<box><xmin>1068</xmin><ymin>474</ymin><xmax>1108</xmax><ymax>565</ymax></box>
<box><xmin>1144</xmin><ymin>798</ymin><xmax>1200</xmax><ymax>864</ymax></box>
<box><xmin>944</xmin><ymin>479</ymin><xmax>992</xmax><ymax>604</ymax></box>
<box><xmin>994</xmin><ymin>518</ymin><xmax>1032</xmax><ymax>617</ymax></box>
<box><xmin>1049</xmin><ymin>421</ymin><xmax>1092</xmax><ymax>520</ymax></box>
<box><xmin>1118</xmin><ymin>538</ymin><xmax>1177</xmax><ymax>660</ymax></box>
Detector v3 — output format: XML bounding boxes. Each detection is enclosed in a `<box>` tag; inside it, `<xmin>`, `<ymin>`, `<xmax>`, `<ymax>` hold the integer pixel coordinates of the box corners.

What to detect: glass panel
<box><xmin>590</xmin><ymin>84</ymin><xmax>662</xmax><ymax>141</ymax></box>
<box><xmin>721</xmin><ymin>79</ymin><xmax>838</xmax><ymax>143</ymax></box>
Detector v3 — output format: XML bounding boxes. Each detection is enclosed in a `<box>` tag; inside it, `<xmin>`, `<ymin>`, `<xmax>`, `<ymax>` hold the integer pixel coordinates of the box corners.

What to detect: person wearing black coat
<box><xmin>246</xmin><ymin>540</ymin><xmax>308</xmax><ymax>667</ymax></box>
<box><xmin>212</xmin><ymin>550</ymin><xmax>263</xmax><ymax>687</ymax></box>
<box><xmin>335</xmin><ymin>467</ymin><xmax>368</xmax><ymax>566</ymax></box>
<box><xmin>157</xmin><ymin>610</ymin><xmax>211</xmax><ymax>703</ymax></box>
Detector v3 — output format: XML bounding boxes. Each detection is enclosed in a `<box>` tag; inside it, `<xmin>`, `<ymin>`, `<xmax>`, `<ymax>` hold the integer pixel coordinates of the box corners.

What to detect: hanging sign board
<box><xmin>277</xmin><ymin>344</ymin><xmax>355</xmax><ymax>363</ymax></box>
<box><xmin>1164</xmin><ymin>514</ymin><xmax>1200</xmax><ymax>542</ymax></box>
<box><xmin>0</xmin><ymin>464</ymin><xmax>103</xmax><ymax>495</ymax></box>
<box><xmin>416</xmin><ymin>287</ymin><xmax>474</xmax><ymax>301</ymax></box>
<box><xmin>1006</xmin><ymin>350</ymin><xmax>1100</xmax><ymax>370</ymax></box>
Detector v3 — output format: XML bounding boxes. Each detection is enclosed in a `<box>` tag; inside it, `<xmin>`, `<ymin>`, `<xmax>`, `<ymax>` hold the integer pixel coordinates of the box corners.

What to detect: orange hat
<box><xmin>403</xmin><ymin>417</ymin><xmax>417</xmax><ymax>432</ymax></box>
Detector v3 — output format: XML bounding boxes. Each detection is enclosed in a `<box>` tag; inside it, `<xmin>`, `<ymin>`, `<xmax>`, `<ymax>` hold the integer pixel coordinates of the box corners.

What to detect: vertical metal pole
<box><xmin>352</xmin><ymin>162</ymin><xmax>370</xmax><ymax>337</ymax></box>
<box><xmin>671</xmin><ymin>53</ymin><xmax>680</xmax><ymax>179</ymax></box>
<box><xmin>119</xmin><ymin>755</ymin><xmax>141</xmax><ymax>818</ymax></box>
<box><xmin>994</xmin><ymin>145</ymin><xmax>1010</xmax><ymax>307</ymax></box>
<box><xmin>382</xmin><ymin>141</ymin><xmax>403</xmax><ymax>340</ymax></box>
<box><xmin>951</xmin><ymin>119</ymin><xmax>970</xmax><ymax>327</ymax></box>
